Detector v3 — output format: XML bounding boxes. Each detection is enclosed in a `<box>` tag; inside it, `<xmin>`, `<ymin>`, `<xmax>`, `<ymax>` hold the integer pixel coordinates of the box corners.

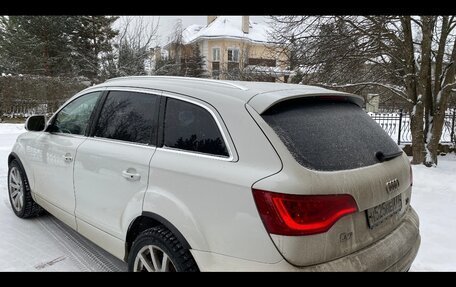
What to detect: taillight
<box><xmin>252</xmin><ymin>189</ymin><xmax>358</xmax><ymax>236</ymax></box>
<box><xmin>409</xmin><ymin>162</ymin><xmax>413</xmax><ymax>186</ymax></box>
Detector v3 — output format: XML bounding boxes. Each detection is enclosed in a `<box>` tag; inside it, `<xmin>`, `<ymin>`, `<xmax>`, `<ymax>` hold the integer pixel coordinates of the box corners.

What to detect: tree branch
<box><xmin>317</xmin><ymin>82</ymin><xmax>413</xmax><ymax>103</ymax></box>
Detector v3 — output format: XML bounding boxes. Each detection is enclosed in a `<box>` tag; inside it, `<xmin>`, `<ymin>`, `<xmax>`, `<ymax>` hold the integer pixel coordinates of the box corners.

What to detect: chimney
<box><xmin>207</xmin><ymin>16</ymin><xmax>217</xmax><ymax>25</ymax></box>
<box><xmin>242</xmin><ymin>16</ymin><xmax>249</xmax><ymax>34</ymax></box>
<box><xmin>154</xmin><ymin>46</ymin><xmax>161</xmax><ymax>61</ymax></box>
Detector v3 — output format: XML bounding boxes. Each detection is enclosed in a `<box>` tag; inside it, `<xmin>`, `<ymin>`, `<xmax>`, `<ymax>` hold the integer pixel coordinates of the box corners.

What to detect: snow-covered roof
<box><xmin>173</xmin><ymin>16</ymin><xmax>272</xmax><ymax>46</ymax></box>
<box><xmin>182</xmin><ymin>24</ymin><xmax>204</xmax><ymax>43</ymax></box>
<box><xmin>245</xmin><ymin>65</ymin><xmax>292</xmax><ymax>76</ymax></box>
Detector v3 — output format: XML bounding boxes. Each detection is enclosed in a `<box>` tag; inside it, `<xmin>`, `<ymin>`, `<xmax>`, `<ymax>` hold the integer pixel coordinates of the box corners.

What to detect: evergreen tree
<box><xmin>117</xmin><ymin>39</ymin><xmax>149</xmax><ymax>76</ymax></box>
<box><xmin>0</xmin><ymin>16</ymin><xmax>74</xmax><ymax>76</ymax></box>
<box><xmin>181</xmin><ymin>44</ymin><xmax>207</xmax><ymax>78</ymax></box>
<box><xmin>99</xmin><ymin>49</ymin><xmax>119</xmax><ymax>80</ymax></box>
<box><xmin>69</xmin><ymin>16</ymin><xmax>119</xmax><ymax>82</ymax></box>
<box><xmin>154</xmin><ymin>57</ymin><xmax>181</xmax><ymax>76</ymax></box>
<box><xmin>0</xmin><ymin>16</ymin><xmax>118</xmax><ymax>81</ymax></box>
<box><xmin>154</xmin><ymin>44</ymin><xmax>208</xmax><ymax>78</ymax></box>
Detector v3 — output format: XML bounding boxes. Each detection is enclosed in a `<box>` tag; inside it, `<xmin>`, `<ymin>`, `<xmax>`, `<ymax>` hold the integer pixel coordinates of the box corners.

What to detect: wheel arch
<box><xmin>124</xmin><ymin>211</ymin><xmax>192</xmax><ymax>262</ymax></box>
<box><xmin>8</xmin><ymin>153</ymin><xmax>30</xmax><ymax>180</ymax></box>
<box><xmin>8</xmin><ymin>152</ymin><xmax>32</xmax><ymax>186</ymax></box>
<box><xmin>8</xmin><ymin>152</ymin><xmax>21</xmax><ymax>166</ymax></box>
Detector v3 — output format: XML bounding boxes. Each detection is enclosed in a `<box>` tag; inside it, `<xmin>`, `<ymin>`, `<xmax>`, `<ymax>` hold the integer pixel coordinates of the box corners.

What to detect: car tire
<box><xmin>8</xmin><ymin>159</ymin><xmax>43</xmax><ymax>218</ymax></box>
<box><xmin>128</xmin><ymin>225</ymin><xmax>199</xmax><ymax>272</ymax></box>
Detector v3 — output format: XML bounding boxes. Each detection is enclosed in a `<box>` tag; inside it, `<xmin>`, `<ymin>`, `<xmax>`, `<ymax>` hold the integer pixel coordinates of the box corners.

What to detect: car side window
<box><xmin>94</xmin><ymin>91</ymin><xmax>158</xmax><ymax>145</ymax></box>
<box><xmin>164</xmin><ymin>98</ymin><xmax>229</xmax><ymax>157</ymax></box>
<box><xmin>53</xmin><ymin>91</ymin><xmax>101</xmax><ymax>136</ymax></box>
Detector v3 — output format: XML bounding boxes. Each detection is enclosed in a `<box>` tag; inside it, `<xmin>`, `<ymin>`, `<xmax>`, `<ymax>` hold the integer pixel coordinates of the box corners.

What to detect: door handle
<box><xmin>63</xmin><ymin>153</ymin><xmax>73</xmax><ymax>163</ymax></box>
<box><xmin>122</xmin><ymin>169</ymin><xmax>141</xmax><ymax>181</ymax></box>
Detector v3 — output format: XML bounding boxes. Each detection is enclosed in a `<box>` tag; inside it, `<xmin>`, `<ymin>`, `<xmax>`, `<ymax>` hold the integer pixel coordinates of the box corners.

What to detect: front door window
<box><xmin>53</xmin><ymin>92</ymin><xmax>101</xmax><ymax>135</ymax></box>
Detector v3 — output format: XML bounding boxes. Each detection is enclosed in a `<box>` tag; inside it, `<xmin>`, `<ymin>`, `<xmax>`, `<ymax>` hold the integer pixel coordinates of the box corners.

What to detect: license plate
<box><xmin>366</xmin><ymin>194</ymin><xmax>402</xmax><ymax>229</ymax></box>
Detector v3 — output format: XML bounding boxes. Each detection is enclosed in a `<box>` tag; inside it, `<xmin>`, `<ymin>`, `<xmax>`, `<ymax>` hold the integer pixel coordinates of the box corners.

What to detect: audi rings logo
<box><xmin>386</xmin><ymin>178</ymin><xmax>400</xmax><ymax>194</ymax></box>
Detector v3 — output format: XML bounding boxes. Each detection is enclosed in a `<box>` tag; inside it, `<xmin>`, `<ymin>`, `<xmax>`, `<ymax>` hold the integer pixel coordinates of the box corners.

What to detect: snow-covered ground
<box><xmin>0</xmin><ymin>123</ymin><xmax>455</xmax><ymax>271</ymax></box>
<box><xmin>408</xmin><ymin>154</ymin><xmax>456</xmax><ymax>271</ymax></box>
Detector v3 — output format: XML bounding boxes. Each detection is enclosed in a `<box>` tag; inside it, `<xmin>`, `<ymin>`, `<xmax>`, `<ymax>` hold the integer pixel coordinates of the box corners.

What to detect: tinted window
<box><xmin>262</xmin><ymin>99</ymin><xmax>402</xmax><ymax>171</ymax></box>
<box><xmin>164</xmin><ymin>98</ymin><xmax>229</xmax><ymax>157</ymax></box>
<box><xmin>94</xmin><ymin>91</ymin><xmax>158</xmax><ymax>144</ymax></box>
<box><xmin>53</xmin><ymin>92</ymin><xmax>101</xmax><ymax>135</ymax></box>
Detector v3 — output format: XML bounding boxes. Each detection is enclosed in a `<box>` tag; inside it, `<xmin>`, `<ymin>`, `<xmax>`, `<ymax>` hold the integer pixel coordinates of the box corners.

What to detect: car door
<box><xmin>31</xmin><ymin>91</ymin><xmax>103</xmax><ymax>229</ymax></box>
<box><xmin>73</xmin><ymin>89</ymin><xmax>159</xmax><ymax>255</ymax></box>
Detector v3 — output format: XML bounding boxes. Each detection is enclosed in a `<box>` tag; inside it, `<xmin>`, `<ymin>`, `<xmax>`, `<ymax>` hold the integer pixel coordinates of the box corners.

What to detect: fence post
<box><xmin>451</xmin><ymin>108</ymin><xmax>455</xmax><ymax>145</ymax></box>
<box><xmin>398</xmin><ymin>109</ymin><xmax>403</xmax><ymax>145</ymax></box>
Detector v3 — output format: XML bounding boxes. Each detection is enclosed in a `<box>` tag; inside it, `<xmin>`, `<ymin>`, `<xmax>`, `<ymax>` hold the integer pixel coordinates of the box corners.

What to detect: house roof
<box><xmin>171</xmin><ymin>16</ymin><xmax>272</xmax><ymax>46</ymax></box>
<box><xmin>182</xmin><ymin>24</ymin><xmax>204</xmax><ymax>43</ymax></box>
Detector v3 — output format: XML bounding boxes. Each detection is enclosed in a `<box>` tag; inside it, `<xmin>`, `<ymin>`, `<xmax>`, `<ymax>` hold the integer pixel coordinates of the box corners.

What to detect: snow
<box><xmin>178</xmin><ymin>16</ymin><xmax>271</xmax><ymax>45</ymax></box>
<box><xmin>0</xmin><ymin>123</ymin><xmax>455</xmax><ymax>271</ymax></box>
<box><xmin>245</xmin><ymin>65</ymin><xmax>292</xmax><ymax>76</ymax></box>
<box><xmin>182</xmin><ymin>24</ymin><xmax>204</xmax><ymax>43</ymax></box>
<box><xmin>0</xmin><ymin>124</ymin><xmax>25</xmax><ymax>135</ymax></box>
<box><xmin>436</xmin><ymin>91</ymin><xmax>442</xmax><ymax>106</ymax></box>
<box><xmin>424</xmin><ymin>116</ymin><xmax>435</xmax><ymax>166</ymax></box>
<box><xmin>410</xmin><ymin>154</ymin><xmax>456</xmax><ymax>271</ymax></box>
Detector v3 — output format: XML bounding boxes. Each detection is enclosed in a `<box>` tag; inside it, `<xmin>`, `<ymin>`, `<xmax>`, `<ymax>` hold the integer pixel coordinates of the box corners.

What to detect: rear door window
<box><xmin>94</xmin><ymin>91</ymin><xmax>158</xmax><ymax>145</ymax></box>
<box><xmin>163</xmin><ymin>98</ymin><xmax>229</xmax><ymax>157</ymax></box>
<box><xmin>262</xmin><ymin>98</ymin><xmax>402</xmax><ymax>171</ymax></box>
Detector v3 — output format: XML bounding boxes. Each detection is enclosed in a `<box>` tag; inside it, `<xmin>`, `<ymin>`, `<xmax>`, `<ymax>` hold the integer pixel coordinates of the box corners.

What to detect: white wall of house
<box><xmin>200</xmin><ymin>40</ymin><xmax>209</xmax><ymax>70</ymax></box>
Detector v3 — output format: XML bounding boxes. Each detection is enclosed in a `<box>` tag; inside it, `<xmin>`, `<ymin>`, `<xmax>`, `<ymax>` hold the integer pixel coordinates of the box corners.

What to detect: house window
<box><xmin>212</xmin><ymin>47</ymin><xmax>220</xmax><ymax>62</ymax></box>
<box><xmin>227</xmin><ymin>48</ymin><xmax>239</xmax><ymax>62</ymax></box>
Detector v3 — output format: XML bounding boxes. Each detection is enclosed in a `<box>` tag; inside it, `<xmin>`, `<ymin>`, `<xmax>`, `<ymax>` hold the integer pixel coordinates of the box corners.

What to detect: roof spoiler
<box><xmin>248</xmin><ymin>88</ymin><xmax>364</xmax><ymax>114</ymax></box>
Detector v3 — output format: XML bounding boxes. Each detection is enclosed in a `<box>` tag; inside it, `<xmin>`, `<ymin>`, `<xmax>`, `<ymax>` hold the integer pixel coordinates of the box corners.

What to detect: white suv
<box><xmin>8</xmin><ymin>76</ymin><xmax>420</xmax><ymax>271</ymax></box>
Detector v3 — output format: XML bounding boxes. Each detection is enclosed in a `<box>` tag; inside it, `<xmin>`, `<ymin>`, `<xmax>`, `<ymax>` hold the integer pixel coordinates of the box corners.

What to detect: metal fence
<box><xmin>369</xmin><ymin>109</ymin><xmax>456</xmax><ymax>145</ymax></box>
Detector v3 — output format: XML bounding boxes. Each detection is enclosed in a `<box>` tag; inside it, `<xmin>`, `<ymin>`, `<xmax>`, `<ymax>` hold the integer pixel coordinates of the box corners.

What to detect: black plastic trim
<box><xmin>156</xmin><ymin>96</ymin><xmax>167</xmax><ymax>148</ymax></box>
<box><xmin>150</xmin><ymin>94</ymin><xmax>162</xmax><ymax>147</ymax></box>
<box><xmin>8</xmin><ymin>153</ymin><xmax>31</xmax><ymax>187</ymax></box>
<box><xmin>86</xmin><ymin>90</ymin><xmax>109</xmax><ymax>137</ymax></box>
<box><xmin>141</xmin><ymin>211</ymin><xmax>191</xmax><ymax>250</ymax></box>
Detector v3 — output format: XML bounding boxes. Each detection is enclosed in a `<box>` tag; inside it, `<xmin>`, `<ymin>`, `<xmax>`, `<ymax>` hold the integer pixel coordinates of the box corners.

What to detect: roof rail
<box><xmin>105</xmin><ymin>76</ymin><xmax>249</xmax><ymax>91</ymax></box>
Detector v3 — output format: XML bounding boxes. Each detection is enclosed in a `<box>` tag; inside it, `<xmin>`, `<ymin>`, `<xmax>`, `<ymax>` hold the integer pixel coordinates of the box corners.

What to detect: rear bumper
<box><xmin>303</xmin><ymin>207</ymin><xmax>420</xmax><ymax>271</ymax></box>
<box><xmin>191</xmin><ymin>207</ymin><xmax>420</xmax><ymax>271</ymax></box>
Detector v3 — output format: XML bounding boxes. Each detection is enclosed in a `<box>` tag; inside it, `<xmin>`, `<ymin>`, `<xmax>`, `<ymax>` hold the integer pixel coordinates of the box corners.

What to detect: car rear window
<box><xmin>262</xmin><ymin>98</ymin><xmax>402</xmax><ymax>171</ymax></box>
<box><xmin>164</xmin><ymin>98</ymin><xmax>229</xmax><ymax>157</ymax></box>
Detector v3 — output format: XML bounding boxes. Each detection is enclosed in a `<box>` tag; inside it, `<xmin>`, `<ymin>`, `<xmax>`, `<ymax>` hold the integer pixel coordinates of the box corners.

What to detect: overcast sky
<box><xmin>116</xmin><ymin>16</ymin><xmax>267</xmax><ymax>47</ymax></box>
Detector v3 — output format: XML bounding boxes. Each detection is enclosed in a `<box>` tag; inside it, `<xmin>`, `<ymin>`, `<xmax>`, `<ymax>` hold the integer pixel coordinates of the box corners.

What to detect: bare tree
<box><xmin>101</xmin><ymin>16</ymin><xmax>159</xmax><ymax>79</ymax></box>
<box><xmin>270</xmin><ymin>16</ymin><xmax>456</xmax><ymax>166</ymax></box>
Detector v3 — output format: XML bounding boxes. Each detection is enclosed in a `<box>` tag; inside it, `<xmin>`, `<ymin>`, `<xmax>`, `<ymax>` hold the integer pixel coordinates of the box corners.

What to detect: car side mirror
<box><xmin>25</xmin><ymin>115</ymin><xmax>46</xmax><ymax>132</ymax></box>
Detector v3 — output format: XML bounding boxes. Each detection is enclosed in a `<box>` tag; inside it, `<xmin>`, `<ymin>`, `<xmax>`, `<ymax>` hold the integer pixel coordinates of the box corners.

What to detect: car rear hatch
<box><xmin>247</xmin><ymin>93</ymin><xmax>413</xmax><ymax>267</ymax></box>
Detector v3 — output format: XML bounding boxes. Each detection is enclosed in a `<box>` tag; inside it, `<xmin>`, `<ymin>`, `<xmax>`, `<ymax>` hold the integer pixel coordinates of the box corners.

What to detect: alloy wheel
<box><xmin>9</xmin><ymin>167</ymin><xmax>24</xmax><ymax>212</ymax></box>
<box><xmin>133</xmin><ymin>245</ymin><xmax>176</xmax><ymax>272</ymax></box>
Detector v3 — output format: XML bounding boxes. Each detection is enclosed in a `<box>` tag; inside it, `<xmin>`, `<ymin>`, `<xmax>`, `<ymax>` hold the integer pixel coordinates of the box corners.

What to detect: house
<box><xmin>162</xmin><ymin>16</ymin><xmax>290</xmax><ymax>82</ymax></box>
